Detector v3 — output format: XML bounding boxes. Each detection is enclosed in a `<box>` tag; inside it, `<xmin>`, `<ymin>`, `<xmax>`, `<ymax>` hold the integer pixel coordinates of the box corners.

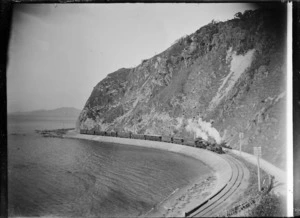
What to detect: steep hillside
<box><xmin>78</xmin><ymin>7</ymin><xmax>287</xmax><ymax>169</ymax></box>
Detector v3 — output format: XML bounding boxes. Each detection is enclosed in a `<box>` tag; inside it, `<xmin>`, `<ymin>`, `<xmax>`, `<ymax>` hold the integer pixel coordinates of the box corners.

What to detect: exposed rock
<box><xmin>77</xmin><ymin>8</ymin><xmax>286</xmax><ymax>169</ymax></box>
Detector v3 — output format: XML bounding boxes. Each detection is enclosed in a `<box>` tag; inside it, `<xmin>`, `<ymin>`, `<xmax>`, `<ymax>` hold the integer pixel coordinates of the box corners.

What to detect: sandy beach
<box><xmin>153</xmin><ymin>175</ymin><xmax>217</xmax><ymax>217</ymax></box>
<box><xmin>64</xmin><ymin>131</ymin><xmax>232</xmax><ymax>217</ymax></box>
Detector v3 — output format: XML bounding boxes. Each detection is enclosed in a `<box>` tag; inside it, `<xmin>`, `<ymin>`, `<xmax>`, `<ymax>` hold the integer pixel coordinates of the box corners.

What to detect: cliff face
<box><xmin>78</xmin><ymin>8</ymin><xmax>287</xmax><ymax>169</ymax></box>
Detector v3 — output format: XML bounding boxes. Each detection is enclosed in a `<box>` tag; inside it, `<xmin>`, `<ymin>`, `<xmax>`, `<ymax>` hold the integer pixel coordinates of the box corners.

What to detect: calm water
<box><xmin>8</xmin><ymin>115</ymin><xmax>211</xmax><ymax>217</ymax></box>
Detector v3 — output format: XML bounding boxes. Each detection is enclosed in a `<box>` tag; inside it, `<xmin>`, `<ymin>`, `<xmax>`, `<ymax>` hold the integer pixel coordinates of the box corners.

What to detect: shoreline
<box><xmin>64</xmin><ymin>130</ymin><xmax>232</xmax><ymax>217</ymax></box>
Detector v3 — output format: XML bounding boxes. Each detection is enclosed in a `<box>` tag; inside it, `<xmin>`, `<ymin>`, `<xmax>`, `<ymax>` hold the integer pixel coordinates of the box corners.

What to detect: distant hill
<box><xmin>9</xmin><ymin>107</ymin><xmax>81</xmax><ymax>118</ymax></box>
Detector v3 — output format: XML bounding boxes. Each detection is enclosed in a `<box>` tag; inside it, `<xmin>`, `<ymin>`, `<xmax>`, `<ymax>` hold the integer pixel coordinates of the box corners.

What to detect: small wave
<box><xmin>157</xmin><ymin>188</ymin><xmax>179</xmax><ymax>206</ymax></box>
<box><xmin>65</xmin><ymin>171</ymin><xmax>97</xmax><ymax>191</ymax></box>
<box><xmin>142</xmin><ymin>188</ymin><xmax>179</xmax><ymax>217</ymax></box>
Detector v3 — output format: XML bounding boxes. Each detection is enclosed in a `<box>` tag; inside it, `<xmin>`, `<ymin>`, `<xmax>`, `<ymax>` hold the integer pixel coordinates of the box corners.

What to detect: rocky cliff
<box><xmin>78</xmin><ymin>7</ymin><xmax>287</xmax><ymax>169</ymax></box>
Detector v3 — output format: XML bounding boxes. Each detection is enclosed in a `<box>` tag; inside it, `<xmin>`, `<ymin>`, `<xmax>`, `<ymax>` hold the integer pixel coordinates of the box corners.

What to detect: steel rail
<box><xmin>187</xmin><ymin>154</ymin><xmax>246</xmax><ymax>217</ymax></box>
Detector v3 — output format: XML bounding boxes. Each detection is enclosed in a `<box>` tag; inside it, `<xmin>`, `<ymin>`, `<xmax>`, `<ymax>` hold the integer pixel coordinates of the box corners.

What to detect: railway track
<box><xmin>186</xmin><ymin>154</ymin><xmax>249</xmax><ymax>217</ymax></box>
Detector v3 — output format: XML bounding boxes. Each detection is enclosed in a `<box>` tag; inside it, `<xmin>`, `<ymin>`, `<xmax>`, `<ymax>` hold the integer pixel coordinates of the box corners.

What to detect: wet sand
<box><xmin>149</xmin><ymin>175</ymin><xmax>217</xmax><ymax>217</ymax></box>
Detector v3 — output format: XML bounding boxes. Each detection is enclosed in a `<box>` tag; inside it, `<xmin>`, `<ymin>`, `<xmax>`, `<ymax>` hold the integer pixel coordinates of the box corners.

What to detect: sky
<box><xmin>7</xmin><ymin>3</ymin><xmax>258</xmax><ymax>113</ymax></box>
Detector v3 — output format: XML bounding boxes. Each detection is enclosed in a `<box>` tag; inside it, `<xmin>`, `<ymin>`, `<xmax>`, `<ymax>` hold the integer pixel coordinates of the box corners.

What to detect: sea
<box><xmin>7</xmin><ymin>115</ymin><xmax>211</xmax><ymax>217</ymax></box>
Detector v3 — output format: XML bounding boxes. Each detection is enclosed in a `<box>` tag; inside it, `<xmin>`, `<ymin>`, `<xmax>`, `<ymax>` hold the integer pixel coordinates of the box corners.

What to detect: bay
<box><xmin>8</xmin><ymin>115</ymin><xmax>211</xmax><ymax>217</ymax></box>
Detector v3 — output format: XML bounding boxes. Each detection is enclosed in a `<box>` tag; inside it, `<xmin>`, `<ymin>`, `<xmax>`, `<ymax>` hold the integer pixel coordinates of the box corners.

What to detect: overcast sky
<box><xmin>7</xmin><ymin>3</ymin><xmax>258</xmax><ymax>113</ymax></box>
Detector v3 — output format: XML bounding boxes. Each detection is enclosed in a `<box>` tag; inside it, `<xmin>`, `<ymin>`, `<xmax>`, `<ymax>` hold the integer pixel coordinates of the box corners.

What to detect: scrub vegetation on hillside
<box><xmin>78</xmin><ymin>5</ymin><xmax>286</xmax><ymax>169</ymax></box>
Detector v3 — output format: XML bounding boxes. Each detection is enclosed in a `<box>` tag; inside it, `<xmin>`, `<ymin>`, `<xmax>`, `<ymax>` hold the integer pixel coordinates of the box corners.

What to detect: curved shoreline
<box><xmin>64</xmin><ymin>131</ymin><xmax>233</xmax><ymax>216</ymax></box>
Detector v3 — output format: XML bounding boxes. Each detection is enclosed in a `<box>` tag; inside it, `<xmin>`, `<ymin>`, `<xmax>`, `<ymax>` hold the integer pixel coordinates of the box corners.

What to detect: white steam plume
<box><xmin>185</xmin><ymin>118</ymin><xmax>222</xmax><ymax>144</ymax></box>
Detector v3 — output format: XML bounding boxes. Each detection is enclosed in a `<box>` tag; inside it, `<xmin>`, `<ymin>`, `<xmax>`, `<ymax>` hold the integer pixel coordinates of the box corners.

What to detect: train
<box><xmin>79</xmin><ymin>129</ymin><xmax>228</xmax><ymax>154</ymax></box>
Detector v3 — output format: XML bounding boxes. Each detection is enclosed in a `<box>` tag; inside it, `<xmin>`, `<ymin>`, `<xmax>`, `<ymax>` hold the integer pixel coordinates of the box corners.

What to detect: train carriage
<box><xmin>118</xmin><ymin>132</ymin><xmax>131</xmax><ymax>138</ymax></box>
<box><xmin>109</xmin><ymin>132</ymin><xmax>117</xmax><ymax>137</ymax></box>
<box><xmin>131</xmin><ymin>134</ymin><xmax>146</xmax><ymax>140</ymax></box>
<box><xmin>162</xmin><ymin>136</ymin><xmax>173</xmax><ymax>143</ymax></box>
<box><xmin>144</xmin><ymin>135</ymin><xmax>162</xmax><ymax>141</ymax></box>
<box><xmin>95</xmin><ymin>130</ymin><xmax>102</xmax><ymax>135</ymax></box>
<box><xmin>183</xmin><ymin>138</ymin><xmax>195</xmax><ymax>147</ymax></box>
<box><xmin>87</xmin><ymin>129</ymin><xmax>95</xmax><ymax>135</ymax></box>
<box><xmin>173</xmin><ymin>137</ymin><xmax>184</xmax><ymax>145</ymax></box>
<box><xmin>80</xmin><ymin>129</ymin><xmax>87</xmax><ymax>134</ymax></box>
<box><xmin>99</xmin><ymin>131</ymin><xmax>105</xmax><ymax>136</ymax></box>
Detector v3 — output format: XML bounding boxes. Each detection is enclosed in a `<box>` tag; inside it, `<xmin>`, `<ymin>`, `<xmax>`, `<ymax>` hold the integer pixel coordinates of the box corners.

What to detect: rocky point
<box><xmin>77</xmin><ymin>7</ymin><xmax>287</xmax><ymax>169</ymax></box>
